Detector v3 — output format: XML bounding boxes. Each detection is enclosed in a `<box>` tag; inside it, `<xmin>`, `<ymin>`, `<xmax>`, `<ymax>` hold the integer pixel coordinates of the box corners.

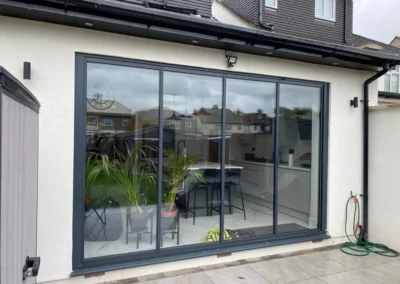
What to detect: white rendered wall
<box><xmin>369</xmin><ymin>107</ymin><xmax>400</xmax><ymax>252</ymax></box>
<box><xmin>0</xmin><ymin>15</ymin><xmax>378</xmax><ymax>284</ymax></box>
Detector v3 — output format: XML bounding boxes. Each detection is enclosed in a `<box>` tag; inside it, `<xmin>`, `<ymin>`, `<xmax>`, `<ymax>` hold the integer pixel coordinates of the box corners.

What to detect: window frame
<box><xmin>383</xmin><ymin>67</ymin><xmax>400</xmax><ymax>93</ymax></box>
<box><xmin>265</xmin><ymin>0</ymin><xmax>278</xmax><ymax>9</ymax></box>
<box><xmin>102</xmin><ymin>118</ymin><xmax>113</xmax><ymax>126</ymax></box>
<box><xmin>86</xmin><ymin>117</ymin><xmax>98</xmax><ymax>126</ymax></box>
<box><xmin>315</xmin><ymin>0</ymin><xmax>336</xmax><ymax>22</ymax></box>
<box><xmin>73</xmin><ymin>53</ymin><xmax>329</xmax><ymax>275</ymax></box>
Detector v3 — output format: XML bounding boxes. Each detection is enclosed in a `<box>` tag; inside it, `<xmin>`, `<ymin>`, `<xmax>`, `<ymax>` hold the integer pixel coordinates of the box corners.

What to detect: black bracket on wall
<box><xmin>22</xmin><ymin>256</ymin><xmax>40</xmax><ymax>280</ymax></box>
<box><xmin>350</xmin><ymin>97</ymin><xmax>359</xmax><ymax>108</ymax></box>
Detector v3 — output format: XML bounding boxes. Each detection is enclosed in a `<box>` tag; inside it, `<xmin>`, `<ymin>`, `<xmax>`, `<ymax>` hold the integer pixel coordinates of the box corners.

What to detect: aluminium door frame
<box><xmin>73</xmin><ymin>53</ymin><xmax>329</xmax><ymax>274</ymax></box>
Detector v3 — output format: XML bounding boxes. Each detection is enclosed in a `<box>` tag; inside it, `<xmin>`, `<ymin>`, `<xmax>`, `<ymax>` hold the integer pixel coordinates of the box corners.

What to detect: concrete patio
<box><xmin>104</xmin><ymin>246</ymin><xmax>400</xmax><ymax>284</ymax></box>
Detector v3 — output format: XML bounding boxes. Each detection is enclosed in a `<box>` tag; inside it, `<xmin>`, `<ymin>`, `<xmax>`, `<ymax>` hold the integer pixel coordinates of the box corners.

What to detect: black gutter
<box><xmin>362</xmin><ymin>64</ymin><xmax>390</xmax><ymax>241</ymax></box>
<box><xmin>259</xmin><ymin>0</ymin><xmax>274</xmax><ymax>31</ymax></box>
<box><xmin>344</xmin><ymin>0</ymin><xmax>347</xmax><ymax>43</ymax></box>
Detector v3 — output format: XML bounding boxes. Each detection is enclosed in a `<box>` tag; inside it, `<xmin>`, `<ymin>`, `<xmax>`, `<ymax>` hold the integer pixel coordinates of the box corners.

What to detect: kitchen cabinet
<box><xmin>279</xmin><ymin>120</ymin><xmax>298</xmax><ymax>147</ymax></box>
<box><xmin>231</xmin><ymin>159</ymin><xmax>312</xmax><ymax>216</ymax></box>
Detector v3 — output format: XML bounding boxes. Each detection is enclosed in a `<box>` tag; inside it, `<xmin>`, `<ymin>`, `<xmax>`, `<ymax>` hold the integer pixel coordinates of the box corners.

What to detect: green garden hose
<box><xmin>340</xmin><ymin>195</ymin><xmax>399</xmax><ymax>257</ymax></box>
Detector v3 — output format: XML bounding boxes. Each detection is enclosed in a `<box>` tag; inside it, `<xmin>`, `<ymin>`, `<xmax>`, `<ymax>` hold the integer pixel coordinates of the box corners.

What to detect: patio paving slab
<box><xmin>205</xmin><ymin>265</ymin><xmax>271</xmax><ymax>284</ymax></box>
<box><xmin>249</xmin><ymin>258</ymin><xmax>314</xmax><ymax>284</ymax></box>
<box><xmin>318</xmin><ymin>270</ymin><xmax>382</xmax><ymax>284</ymax></box>
<box><xmin>357</xmin><ymin>263</ymin><xmax>400</xmax><ymax>284</ymax></box>
<box><xmin>284</xmin><ymin>251</ymin><xmax>350</xmax><ymax>277</ymax></box>
<box><xmin>320</xmin><ymin>249</ymin><xmax>384</xmax><ymax>269</ymax></box>
<box><xmin>155</xmin><ymin>272</ymin><xmax>214</xmax><ymax>284</ymax></box>
<box><xmin>103</xmin><ymin>247</ymin><xmax>400</xmax><ymax>284</ymax></box>
<box><xmin>289</xmin><ymin>279</ymin><xmax>326</xmax><ymax>284</ymax></box>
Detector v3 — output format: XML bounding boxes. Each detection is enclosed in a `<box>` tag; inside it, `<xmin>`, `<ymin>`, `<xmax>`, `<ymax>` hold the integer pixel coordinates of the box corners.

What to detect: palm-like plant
<box><xmin>162</xmin><ymin>149</ymin><xmax>204</xmax><ymax>212</ymax></box>
<box><xmin>99</xmin><ymin>142</ymin><xmax>156</xmax><ymax>214</ymax></box>
<box><xmin>85</xmin><ymin>154</ymin><xmax>104</xmax><ymax>200</ymax></box>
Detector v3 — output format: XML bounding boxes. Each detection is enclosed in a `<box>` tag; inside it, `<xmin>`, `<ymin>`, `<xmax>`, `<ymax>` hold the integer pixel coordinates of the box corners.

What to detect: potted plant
<box><xmin>84</xmin><ymin>154</ymin><xmax>106</xmax><ymax>210</ymax></box>
<box><xmin>99</xmin><ymin>142</ymin><xmax>156</xmax><ymax>231</ymax></box>
<box><xmin>161</xmin><ymin>149</ymin><xmax>204</xmax><ymax>230</ymax></box>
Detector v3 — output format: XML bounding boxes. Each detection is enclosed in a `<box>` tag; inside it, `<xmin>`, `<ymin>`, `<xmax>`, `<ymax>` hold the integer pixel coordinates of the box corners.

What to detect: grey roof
<box><xmin>348</xmin><ymin>34</ymin><xmax>400</xmax><ymax>56</ymax></box>
<box><xmin>201</xmin><ymin>108</ymin><xmax>245</xmax><ymax>124</ymax></box>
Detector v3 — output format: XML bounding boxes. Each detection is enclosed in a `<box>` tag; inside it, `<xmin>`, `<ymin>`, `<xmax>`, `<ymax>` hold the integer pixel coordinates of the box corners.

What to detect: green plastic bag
<box><xmin>205</xmin><ymin>227</ymin><xmax>232</xmax><ymax>242</ymax></box>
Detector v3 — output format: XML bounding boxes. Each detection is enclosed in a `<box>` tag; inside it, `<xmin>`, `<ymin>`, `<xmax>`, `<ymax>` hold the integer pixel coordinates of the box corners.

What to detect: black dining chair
<box><xmin>210</xmin><ymin>169</ymin><xmax>246</xmax><ymax>220</ymax></box>
<box><xmin>185</xmin><ymin>169</ymin><xmax>216</xmax><ymax>225</ymax></box>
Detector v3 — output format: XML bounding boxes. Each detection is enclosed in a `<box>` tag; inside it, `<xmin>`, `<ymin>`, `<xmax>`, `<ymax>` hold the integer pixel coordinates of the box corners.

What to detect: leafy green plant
<box><xmin>162</xmin><ymin>149</ymin><xmax>204</xmax><ymax>211</ymax></box>
<box><xmin>99</xmin><ymin>142</ymin><xmax>156</xmax><ymax>214</ymax></box>
<box><xmin>85</xmin><ymin>154</ymin><xmax>104</xmax><ymax>199</ymax></box>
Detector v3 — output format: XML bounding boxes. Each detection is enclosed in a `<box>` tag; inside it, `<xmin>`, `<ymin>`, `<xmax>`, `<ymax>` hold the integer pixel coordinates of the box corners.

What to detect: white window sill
<box><xmin>315</xmin><ymin>16</ymin><xmax>336</xmax><ymax>23</ymax></box>
<box><xmin>265</xmin><ymin>5</ymin><xmax>278</xmax><ymax>10</ymax></box>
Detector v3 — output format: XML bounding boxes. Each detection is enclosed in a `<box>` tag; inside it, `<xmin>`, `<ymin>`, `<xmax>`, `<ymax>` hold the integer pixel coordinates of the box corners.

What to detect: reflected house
<box><xmin>135</xmin><ymin>107</ymin><xmax>199</xmax><ymax>135</ymax></box>
<box><xmin>86</xmin><ymin>99</ymin><xmax>133</xmax><ymax>134</ymax></box>
<box><xmin>199</xmin><ymin>108</ymin><xmax>247</xmax><ymax>135</ymax></box>
<box><xmin>245</xmin><ymin>112</ymin><xmax>273</xmax><ymax>134</ymax></box>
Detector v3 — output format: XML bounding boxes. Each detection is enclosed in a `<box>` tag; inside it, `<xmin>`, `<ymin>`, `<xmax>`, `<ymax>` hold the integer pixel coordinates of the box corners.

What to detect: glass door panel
<box><xmin>161</xmin><ymin>71</ymin><xmax>223</xmax><ymax>247</ymax></box>
<box><xmin>224</xmin><ymin>78</ymin><xmax>276</xmax><ymax>240</ymax></box>
<box><xmin>84</xmin><ymin>63</ymin><xmax>160</xmax><ymax>258</ymax></box>
<box><xmin>277</xmin><ymin>84</ymin><xmax>321</xmax><ymax>233</ymax></box>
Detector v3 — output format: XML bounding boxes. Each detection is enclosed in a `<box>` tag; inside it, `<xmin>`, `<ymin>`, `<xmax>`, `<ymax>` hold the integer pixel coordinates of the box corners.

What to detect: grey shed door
<box><xmin>0</xmin><ymin>67</ymin><xmax>41</xmax><ymax>284</ymax></box>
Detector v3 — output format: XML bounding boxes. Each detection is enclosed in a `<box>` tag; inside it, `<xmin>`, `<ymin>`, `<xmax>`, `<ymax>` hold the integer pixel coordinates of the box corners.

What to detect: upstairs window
<box><xmin>315</xmin><ymin>0</ymin><xmax>335</xmax><ymax>21</ymax></box>
<box><xmin>265</xmin><ymin>0</ymin><xmax>278</xmax><ymax>9</ymax></box>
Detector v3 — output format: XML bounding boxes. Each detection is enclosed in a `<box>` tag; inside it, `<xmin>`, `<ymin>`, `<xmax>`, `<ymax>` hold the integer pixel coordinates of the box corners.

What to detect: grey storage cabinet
<box><xmin>0</xmin><ymin>67</ymin><xmax>40</xmax><ymax>284</ymax></box>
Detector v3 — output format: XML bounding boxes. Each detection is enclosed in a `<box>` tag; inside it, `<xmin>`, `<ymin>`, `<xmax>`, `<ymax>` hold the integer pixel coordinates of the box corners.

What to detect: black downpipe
<box><xmin>259</xmin><ymin>0</ymin><xmax>274</xmax><ymax>31</ymax></box>
<box><xmin>362</xmin><ymin>64</ymin><xmax>390</xmax><ymax>241</ymax></box>
<box><xmin>344</xmin><ymin>0</ymin><xmax>347</xmax><ymax>43</ymax></box>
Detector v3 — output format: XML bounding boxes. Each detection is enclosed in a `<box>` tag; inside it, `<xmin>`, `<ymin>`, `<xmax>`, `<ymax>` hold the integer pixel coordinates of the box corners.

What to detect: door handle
<box><xmin>22</xmin><ymin>256</ymin><xmax>40</xmax><ymax>280</ymax></box>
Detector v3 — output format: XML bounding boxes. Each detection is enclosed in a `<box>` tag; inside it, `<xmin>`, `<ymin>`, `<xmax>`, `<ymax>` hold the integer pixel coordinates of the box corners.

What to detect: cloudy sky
<box><xmin>354</xmin><ymin>0</ymin><xmax>400</xmax><ymax>43</ymax></box>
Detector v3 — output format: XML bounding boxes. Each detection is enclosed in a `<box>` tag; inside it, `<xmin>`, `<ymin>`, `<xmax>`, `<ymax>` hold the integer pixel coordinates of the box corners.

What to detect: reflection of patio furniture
<box><xmin>210</xmin><ymin>170</ymin><xmax>246</xmax><ymax>220</ymax></box>
<box><xmin>126</xmin><ymin>211</ymin><xmax>154</xmax><ymax>249</ymax></box>
<box><xmin>84</xmin><ymin>197</ymin><xmax>111</xmax><ymax>241</ymax></box>
<box><xmin>161</xmin><ymin>210</ymin><xmax>180</xmax><ymax>247</ymax></box>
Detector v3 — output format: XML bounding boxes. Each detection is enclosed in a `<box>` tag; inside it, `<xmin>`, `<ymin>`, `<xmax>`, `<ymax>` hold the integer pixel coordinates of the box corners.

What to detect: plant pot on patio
<box><xmin>161</xmin><ymin>207</ymin><xmax>178</xmax><ymax>231</ymax></box>
<box><xmin>128</xmin><ymin>207</ymin><xmax>153</xmax><ymax>232</ymax></box>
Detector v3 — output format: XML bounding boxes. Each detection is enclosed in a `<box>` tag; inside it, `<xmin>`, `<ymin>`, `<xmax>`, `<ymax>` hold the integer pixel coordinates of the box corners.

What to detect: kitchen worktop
<box><xmin>231</xmin><ymin>159</ymin><xmax>311</xmax><ymax>172</ymax></box>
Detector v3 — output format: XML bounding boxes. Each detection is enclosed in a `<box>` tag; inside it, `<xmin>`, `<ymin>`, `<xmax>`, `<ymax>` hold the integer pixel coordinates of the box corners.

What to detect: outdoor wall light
<box><xmin>350</xmin><ymin>97</ymin><xmax>359</xmax><ymax>108</ymax></box>
<box><xmin>225</xmin><ymin>51</ymin><xmax>238</xmax><ymax>68</ymax></box>
<box><xmin>23</xmin><ymin>62</ymin><xmax>31</xmax><ymax>80</ymax></box>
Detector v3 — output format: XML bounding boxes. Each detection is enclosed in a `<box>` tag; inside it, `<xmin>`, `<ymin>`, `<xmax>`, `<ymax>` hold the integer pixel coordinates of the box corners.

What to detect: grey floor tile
<box><xmin>155</xmin><ymin>272</ymin><xmax>214</xmax><ymax>284</ymax></box>
<box><xmin>388</xmin><ymin>260</ymin><xmax>400</xmax><ymax>268</ymax></box>
<box><xmin>286</xmin><ymin>252</ymin><xmax>349</xmax><ymax>277</ymax></box>
<box><xmin>370</xmin><ymin>253</ymin><xmax>400</xmax><ymax>263</ymax></box>
<box><xmin>290</xmin><ymin>280</ymin><xmax>326</xmax><ymax>284</ymax></box>
<box><xmin>205</xmin><ymin>265</ymin><xmax>271</xmax><ymax>284</ymax></box>
<box><xmin>321</xmin><ymin>249</ymin><xmax>384</xmax><ymax>269</ymax></box>
<box><xmin>319</xmin><ymin>270</ymin><xmax>381</xmax><ymax>284</ymax></box>
<box><xmin>358</xmin><ymin>263</ymin><xmax>400</xmax><ymax>284</ymax></box>
<box><xmin>249</xmin><ymin>258</ymin><xmax>314</xmax><ymax>284</ymax></box>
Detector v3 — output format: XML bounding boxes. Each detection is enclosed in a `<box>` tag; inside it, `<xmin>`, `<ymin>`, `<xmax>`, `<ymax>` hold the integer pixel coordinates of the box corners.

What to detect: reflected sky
<box><xmin>280</xmin><ymin>84</ymin><xmax>321</xmax><ymax>112</ymax></box>
<box><xmin>87</xmin><ymin>63</ymin><xmax>321</xmax><ymax>115</ymax></box>
<box><xmin>227</xmin><ymin>79</ymin><xmax>276</xmax><ymax>116</ymax></box>
<box><xmin>163</xmin><ymin>71</ymin><xmax>222</xmax><ymax>112</ymax></box>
